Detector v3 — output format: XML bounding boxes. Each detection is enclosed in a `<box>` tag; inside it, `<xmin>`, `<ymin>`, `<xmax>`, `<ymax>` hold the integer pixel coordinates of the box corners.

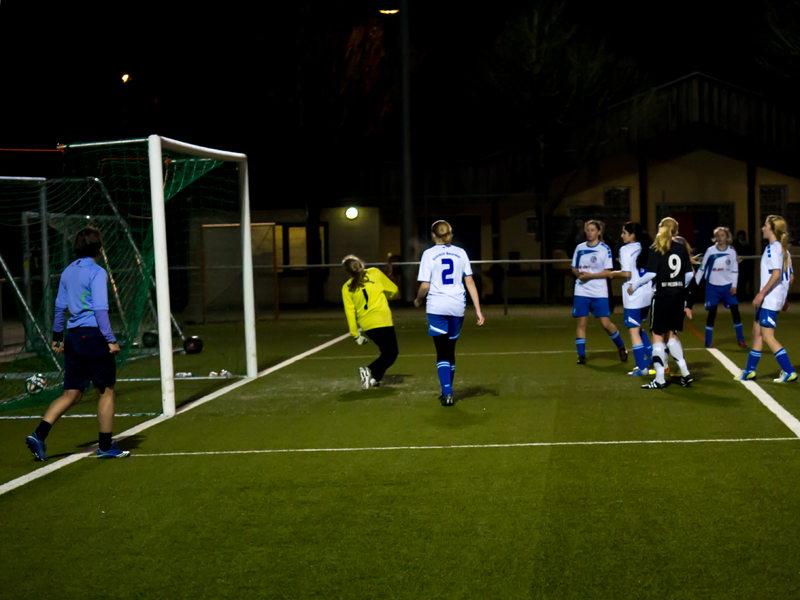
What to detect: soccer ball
<box><xmin>25</xmin><ymin>373</ymin><xmax>47</xmax><ymax>395</ymax></box>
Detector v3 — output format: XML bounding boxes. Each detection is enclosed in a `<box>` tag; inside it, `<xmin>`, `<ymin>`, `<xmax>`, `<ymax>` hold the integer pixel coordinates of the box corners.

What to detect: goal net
<box><xmin>0</xmin><ymin>136</ymin><xmax>258</xmax><ymax>417</ymax></box>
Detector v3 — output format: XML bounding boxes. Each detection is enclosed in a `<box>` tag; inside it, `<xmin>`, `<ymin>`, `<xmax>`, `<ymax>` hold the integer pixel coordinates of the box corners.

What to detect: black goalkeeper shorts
<box><xmin>649</xmin><ymin>295</ymin><xmax>686</xmax><ymax>336</ymax></box>
<box><xmin>63</xmin><ymin>327</ymin><xmax>116</xmax><ymax>393</ymax></box>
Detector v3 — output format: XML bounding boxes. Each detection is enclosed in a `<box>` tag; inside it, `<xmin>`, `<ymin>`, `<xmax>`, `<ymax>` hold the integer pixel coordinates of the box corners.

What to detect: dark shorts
<box><xmin>64</xmin><ymin>327</ymin><xmax>116</xmax><ymax>393</ymax></box>
<box><xmin>650</xmin><ymin>296</ymin><xmax>686</xmax><ymax>336</ymax></box>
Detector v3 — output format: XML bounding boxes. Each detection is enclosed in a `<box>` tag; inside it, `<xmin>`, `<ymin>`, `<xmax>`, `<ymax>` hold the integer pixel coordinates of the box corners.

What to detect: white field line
<box><xmin>0</xmin><ymin>333</ymin><xmax>351</xmax><ymax>497</ymax></box>
<box><xmin>308</xmin><ymin>348</ymin><xmax>708</xmax><ymax>360</ymax></box>
<box><xmin>131</xmin><ymin>436</ymin><xmax>800</xmax><ymax>457</ymax></box>
<box><xmin>707</xmin><ymin>347</ymin><xmax>800</xmax><ymax>437</ymax></box>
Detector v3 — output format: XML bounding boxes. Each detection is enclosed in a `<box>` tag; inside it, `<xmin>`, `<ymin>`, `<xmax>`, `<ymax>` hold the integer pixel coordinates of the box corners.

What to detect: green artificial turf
<box><xmin>2</xmin><ymin>305</ymin><xmax>800</xmax><ymax>599</ymax></box>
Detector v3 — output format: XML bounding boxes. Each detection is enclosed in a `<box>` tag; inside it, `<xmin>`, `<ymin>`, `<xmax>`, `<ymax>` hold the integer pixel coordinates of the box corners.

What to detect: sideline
<box><xmin>0</xmin><ymin>333</ymin><xmax>350</xmax><ymax>497</ymax></box>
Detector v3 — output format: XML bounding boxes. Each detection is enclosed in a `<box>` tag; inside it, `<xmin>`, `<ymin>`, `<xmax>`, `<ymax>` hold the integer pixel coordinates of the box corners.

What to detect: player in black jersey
<box><xmin>629</xmin><ymin>218</ymin><xmax>696</xmax><ymax>389</ymax></box>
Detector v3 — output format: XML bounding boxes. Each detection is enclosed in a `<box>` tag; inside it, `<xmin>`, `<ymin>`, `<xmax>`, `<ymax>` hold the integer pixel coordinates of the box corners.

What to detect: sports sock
<box><xmin>450</xmin><ymin>364</ymin><xmax>455</xmax><ymax>387</ymax></box>
<box><xmin>734</xmin><ymin>323</ymin><xmax>745</xmax><ymax>344</ymax></box>
<box><xmin>652</xmin><ymin>343</ymin><xmax>667</xmax><ymax>384</ymax></box>
<box><xmin>576</xmin><ymin>338</ymin><xmax>586</xmax><ymax>357</ymax></box>
<box><xmin>775</xmin><ymin>349</ymin><xmax>795</xmax><ymax>374</ymax></box>
<box><xmin>632</xmin><ymin>344</ymin><xmax>647</xmax><ymax>370</ymax></box>
<box><xmin>640</xmin><ymin>330</ymin><xmax>652</xmax><ymax>356</ymax></box>
<box><xmin>705</xmin><ymin>326</ymin><xmax>714</xmax><ymax>347</ymax></box>
<box><xmin>99</xmin><ymin>432</ymin><xmax>113</xmax><ymax>452</ymax></box>
<box><xmin>34</xmin><ymin>420</ymin><xmax>52</xmax><ymax>442</ymax></box>
<box><xmin>745</xmin><ymin>350</ymin><xmax>761</xmax><ymax>373</ymax></box>
<box><xmin>609</xmin><ymin>330</ymin><xmax>624</xmax><ymax>350</ymax></box>
<box><xmin>437</xmin><ymin>361</ymin><xmax>452</xmax><ymax>396</ymax></box>
<box><xmin>667</xmin><ymin>337</ymin><xmax>690</xmax><ymax>376</ymax></box>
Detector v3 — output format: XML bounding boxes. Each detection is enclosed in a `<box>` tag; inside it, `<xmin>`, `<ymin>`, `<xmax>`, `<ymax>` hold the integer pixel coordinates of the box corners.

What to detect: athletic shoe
<box><xmin>641</xmin><ymin>380</ymin><xmax>667</xmax><ymax>390</ymax></box>
<box><xmin>627</xmin><ymin>367</ymin><xmax>650</xmax><ymax>376</ymax></box>
<box><xmin>96</xmin><ymin>442</ymin><xmax>130</xmax><ymax>459</ymax></box>
<box><xmin>619</xmin><ymin>347</ymin><xmax>628</xmax><ymax>362</ymax></box>
<box><xmin>25</xmin><ymin>433</ymin><xmax>48</xmax><ymax>462</ymax></box>
<box><xmin>680</xmin><ymin>375</ymin><xmax>694</xmax><ymax>387</ymax></box>
<box><xmin>439</xmin><ymin>394</ymin><xmax>454</xmax><ymax>406</ymax></box>
<box><xmin>705</xmin><ymin>344</ymin><xmax>714</xmax><ymax>349</ymax></box>
<box><xmin>577</xmin><ymin>355</ymin><xmax>586</xmax><ymax>365</ymax></box>
<box><xmin>734</xmin><ymin>370</ymin><xmax>756</xmax><ymax>382</ymax></box>
<box><xmin>359</xmin><ymin>366</ymin><xmax>372</xmax><ymax>389</ymax></box>
<box><xmin>738</xmin><ymin>341</ymin><xmax>748</xmax><ymax>349</ymax></box>
<box><xmin>773</xmin><ymin>371</ymin><xmax>798</xmax><ymax>383</ymax></box>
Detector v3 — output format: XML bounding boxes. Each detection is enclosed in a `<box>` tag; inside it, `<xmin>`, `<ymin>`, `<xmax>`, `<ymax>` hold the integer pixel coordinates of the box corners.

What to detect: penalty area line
<box><xmin>0</xmin><ymin>333</ymin><xmax>351</xmax><ymax>498</ymax></box>
<box><xmin>130</xmin><ymin>436</ymin><xmax>800</xmax><ymax>458</ymax></box>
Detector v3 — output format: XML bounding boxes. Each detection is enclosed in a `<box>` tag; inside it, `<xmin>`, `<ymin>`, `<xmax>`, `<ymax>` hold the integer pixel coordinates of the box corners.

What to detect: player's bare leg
<box><xmin>97</xmin><ymin>385</ymin><xmax>115</xmax><ymax>434</ymax></box>
<box><xmin>43</xmin><ymin>389</ymin><xmax>83</xmax><ymax>425</ymax></box>
<box><xmin>575</xmin><ymin>316</ymin><xmax>588</xmax><ymax>364</ymax></box>
<box><xmin>599</xmin><ymin>316</ymin><xmax>627</xmax><ymax>362</ymax></box>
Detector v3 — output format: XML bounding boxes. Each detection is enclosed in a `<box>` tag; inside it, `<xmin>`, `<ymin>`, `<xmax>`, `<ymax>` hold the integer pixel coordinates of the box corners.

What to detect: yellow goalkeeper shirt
<box><xmin>342</xmin><ymin>268</ymin><xmax>398</xmax><ymax>338</ymax></box>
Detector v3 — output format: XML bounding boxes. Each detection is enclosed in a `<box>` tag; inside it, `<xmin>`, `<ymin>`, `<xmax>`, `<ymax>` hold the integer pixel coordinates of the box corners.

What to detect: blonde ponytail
<box><xmin>653</xmin><ymin>217</ymin><xmax>679</xmax><ymax>255</ymax></box>
<box><xmin>342</xmin><ymin>255</ymin><xmax>369</xmax><ymax>293</ymax></box>
<box><xmin>431</xmin><ymin>220</ymin><xmax>453</xmax><ymax>245</ymax></box>
<box><xmin>766</xmin><ymin>215</ymin><xmax>791</xmax><ymax>271</ymax></box>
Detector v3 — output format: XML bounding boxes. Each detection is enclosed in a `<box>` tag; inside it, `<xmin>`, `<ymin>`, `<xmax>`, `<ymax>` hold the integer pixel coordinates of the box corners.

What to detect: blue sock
<box><xmin>705</xmin><ymin>326</ymin><xmax>713</xmax><ymax>347</ymax></box>
<box><xmin>437</xmin><ymin>361</ymin><xmax>452</xmax><ymax>395</ymax></box>
<box><xmin>734</xmin><ymin>323</ymin><xmax>745</xmax><ymax>344</ymax></box>
<box><xmin>746</xmin><ymin>351</ymin><xmax>761</xmax><ymax>373</ymax></box>
<box><xmin>775</xmin><ymin>349</ymin><xmax>795</xmax><ymax>374</ymax></box>
<box><xmin>609</xmin><ymin>330</ymin><xmax>624</xmax><ymax>350</ymax></box>
<box><xmin>640</xmin><ymin>330</ymin><xmax>652</xmax><ymax>357</ymax></box>
<box><xmin>451</xmin><ymin>365</ymin><xmax>456</xmax><ymax>386</ymax></box>
<box><xmin>632</xmin><ymin>344</ymin><xmax>647</xmax><ymax>370</ymax></box>
<box><xmin>576</xmin><ymin>338</ymin><xmax>586</xmax><ymax>357</ymax></box>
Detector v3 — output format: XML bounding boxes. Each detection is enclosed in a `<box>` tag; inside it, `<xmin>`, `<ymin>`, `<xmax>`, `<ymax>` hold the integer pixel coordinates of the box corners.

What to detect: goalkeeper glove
<box><xmin>355</xmin><ymin>335</ymin><xmax>369</xmax><ymax>346</ymax></box>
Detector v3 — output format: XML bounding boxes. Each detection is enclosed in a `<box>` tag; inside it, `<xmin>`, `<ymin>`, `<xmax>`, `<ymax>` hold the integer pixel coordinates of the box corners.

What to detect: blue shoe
<box><xmin>96</xmin><ymin>441</ymin><xmax>130</xmax><ymax>459</ymax></box>
<box><xmin>774</xmin><ymin>371</ymin><xmax>798</xmax><ymax>383</ymax></box>
<box><xmin>628</xmin><ymin>367</ymin><xmax>650</xmax><ymax>376</ymax></box>
<box><xmin>25</xmin><ymin>433</ymin><xmax>48</xmax><ymax>462</ymax></box>
<box><xmin>735</xmin><ymin>370</ymin><xmax>756</xmax><ymax>382</ymax></box>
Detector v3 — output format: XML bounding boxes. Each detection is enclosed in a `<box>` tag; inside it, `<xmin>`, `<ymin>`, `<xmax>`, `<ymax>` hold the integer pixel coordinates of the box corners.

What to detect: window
<box><xmin>275</xmin><ymin>224</ymin><xmax>328</xmax><ymax>272</ymax></box>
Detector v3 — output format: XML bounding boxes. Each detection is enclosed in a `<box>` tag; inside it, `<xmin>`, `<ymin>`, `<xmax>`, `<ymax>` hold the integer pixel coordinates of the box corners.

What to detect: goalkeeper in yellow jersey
<box><xmin>342</xmin><ymin>255</ymin><xmax>399</xmax><ymax>389</ymax></box>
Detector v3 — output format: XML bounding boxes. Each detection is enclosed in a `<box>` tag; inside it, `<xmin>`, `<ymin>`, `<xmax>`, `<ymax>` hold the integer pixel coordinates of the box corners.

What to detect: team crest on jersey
<box><xmin>591</xmin><ymin>256</ymin><xmax>597</xmax><ymax>263</ymax></box>
<box><xmin>726</xmin><ymin>259</ymin><xmax>731</xmax><ymax>265</ymax></box>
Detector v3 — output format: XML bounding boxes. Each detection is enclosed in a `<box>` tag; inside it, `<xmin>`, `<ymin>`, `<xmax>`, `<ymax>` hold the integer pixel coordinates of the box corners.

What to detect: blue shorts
<box><xmin>623</xmin><ymin>306</ymin><xmax>649</xmax><ymax>328</ymax></box>
<box><xmin>755</xmin><ymin>308</ymin><xmax>779</xmax><ymax>329</ymax></box>
<box><xmin>705</xmin><ymin>283</ymin><xmax>738</xmax><ymax>310</ymax></box>
<box><xmin>63</xmin><ymin>327</ymin><xmax>116</xmax><ymax>392</ymax></box>
<box><xmin>427</xmin><ymin>314</ymin><xmax>464</xmax><ymax>339</ymax></box>
<box><xmin>573</xmin><ymin>296</ymin><xmax>610</xmax><ymax>318</ymax></box>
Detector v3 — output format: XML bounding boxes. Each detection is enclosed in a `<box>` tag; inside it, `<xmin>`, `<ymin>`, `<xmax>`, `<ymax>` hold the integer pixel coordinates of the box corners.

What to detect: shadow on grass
<box><xmin>336</xmin><ymin>387</ymin><xmax>399</xmax><ymax>402</ymax></box>
<box><xmin>381</xmin><ymin>373</ymin><xmax>413</xmax><ymax>385</ymax></box>
<box><xmin>454</xmin><ymin>386</ymin><xmax>499</xmax><ymax>402</ymax></box>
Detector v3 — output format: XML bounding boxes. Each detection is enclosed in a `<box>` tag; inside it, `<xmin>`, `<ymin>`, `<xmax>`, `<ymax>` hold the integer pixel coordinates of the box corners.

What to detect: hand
<box><xmin>684</xmin><ymin>308</ymin><xmax>693</xmax><ymax>320</ymax></box>
<box><xmin>108</xmin><ymin>343</ymin><xmax>121</xmax><ymax>355</ymax></box>
<box><xmin>730</xmin><ymin>287</ymin><xmax>737</xmax><ymax>296</ymax></box>
<box><xmin>577</xmin><ymin>272</ymin><xmax>590</xmax><ymax>282</ymax></box>
<box><xmin>753</xmin><ymin>293</ymin><xmax>764</xmax><ymax>309</ymax></box>
<box><xmin>52</xmin><ymin>341</ymin><xmax>64</xmax><ymax>355</ymax></box>
<box><xmin>476</xmin><ymin>311</ymin><xmax>485</xmax><ymax>326</ymax></box>
<box><xmin>627</xmin><ymin>286</ymin><xmax>635</xmax><ymax>296</ymax></box>
<box><xmin>413</xmin><ymin>298</ymin><xmax>423</xmax><ymax>308</ymax></box>
<box><xmin>355</xmin><ymin>335</ymin><xmax>369</xmax><ymax>346</ymax></box>
<box><xmin>783</xmin><ymin>300</ymin><xmax>790</xmax><ymax>312</ymax></box>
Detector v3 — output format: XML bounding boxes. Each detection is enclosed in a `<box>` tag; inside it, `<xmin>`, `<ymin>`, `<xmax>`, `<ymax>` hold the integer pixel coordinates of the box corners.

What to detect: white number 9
<box><xmin>669</xmin><ymin>254</ymin><xmax>682</xmax><ymax>278</ymax></box>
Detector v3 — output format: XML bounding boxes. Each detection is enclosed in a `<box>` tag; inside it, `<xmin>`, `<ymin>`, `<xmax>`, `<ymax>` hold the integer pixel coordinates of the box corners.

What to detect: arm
<box><xmin>91</xmin><ymin>271</ymin><xmax>117</xmax><ymax>347</ymax></box>
<box><xmin>376</xmin><ymin>269</ymin><xmax>399</xmax><ymax>300</ymax></box>
<box><xmin>695</xmin><ymin>250</ymin><xmax>709</xmax><ymax>285</ymax></box>
<box><xmin>609</xmin><ymin>270</ymin><xmax>631</xmax><ymax>280</ymax></box>
<box><xmin>464</xmin><ymin>275</ymin><xmax>485</xmax><ymax>326</ymax></box>
<box><xmin>414</xmin><ymin>282</ymin><xmax>430</xmax><ymax>307</ymax></box>
<box><xmin>730</xmin><ymin>250</ymin><xmax>739</xmax><ymax>295</ymax></box>
<box><xmin>342</xmin><ymin>288</ymin><xmax>360</xmax><ymax>339</ymax></box>
<box><xmin>52</xmin><ymin>277</ymin><xmax>68</xmax><ymax>353</ymax></box>
<box><xmin>579</xmin><ymin>269</ymin><xmax>611</xmax><ymax>281</ymax></box>
<box><xmin>629</xmin><ymin>271</ymin><xmax>655</xmax><ymax>294</ymax></box>
<box><xmin>754</xmin><ymin>270</ymin><xmax>782</xmax><ymax>308</ymax></box>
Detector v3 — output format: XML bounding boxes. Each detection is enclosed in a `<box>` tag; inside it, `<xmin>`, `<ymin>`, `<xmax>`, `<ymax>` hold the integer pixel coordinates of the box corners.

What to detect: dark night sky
<box><xmin>0</xmin><ymin>1</ymin><xmax>792</xmax><ymax>200</ymax></box>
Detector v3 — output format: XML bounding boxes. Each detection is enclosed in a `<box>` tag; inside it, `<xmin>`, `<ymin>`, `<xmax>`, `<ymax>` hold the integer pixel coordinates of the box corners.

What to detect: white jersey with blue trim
<box><xmin>418</xmin><ymin>244</ymin><xmax>473</xmax><ymax>317</ymax></box>
<box><xmin>619</xmin><ymin>242</ymin><xmax>652</xmax><ymax>309</ymax></box>
<box><xmin>696</xmin><ymin>245</ymin><xmax>739</xmax><ymax>287</ymax></box>
<box><xmin>760</xmin><ymin>241</ymin><xmax>790</xmax><ymax>311</ymax></box>
<box><xmin>572</xmin><ymin>241</ymin><xmax>613</xmax><ymax>298</ymax></box>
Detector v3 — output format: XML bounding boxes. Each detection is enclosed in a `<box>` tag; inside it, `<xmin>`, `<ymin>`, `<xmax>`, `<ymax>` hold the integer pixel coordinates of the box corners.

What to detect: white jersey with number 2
<box><xmin>418</xmin><ymin>244</ymin><xmax>472</xmax><ymax>317</ymax></box>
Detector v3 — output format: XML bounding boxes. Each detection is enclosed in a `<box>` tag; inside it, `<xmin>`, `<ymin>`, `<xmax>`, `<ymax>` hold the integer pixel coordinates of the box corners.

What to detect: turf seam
<box><xmin>0</xmin><ymin>333</ymin><xmax>351</xmax><ymax>497</ymax></box>
<box><xmin>128</xmin><ymin>437</ymin><xmax>800</xmax><ymax>457</ymax></box>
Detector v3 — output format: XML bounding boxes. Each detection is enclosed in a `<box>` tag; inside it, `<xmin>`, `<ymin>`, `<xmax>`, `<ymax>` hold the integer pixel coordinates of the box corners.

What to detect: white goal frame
<box><xmin>65</xmin><ymin>135</ymin><xmax>258</xmax><ymax>417</ymax></box>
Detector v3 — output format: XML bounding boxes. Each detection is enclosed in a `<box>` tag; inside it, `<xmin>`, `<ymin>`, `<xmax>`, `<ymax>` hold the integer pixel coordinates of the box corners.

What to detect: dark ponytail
<box><xmin>623</xmin><ymin>222</ymin><xmax>652</xmax><ymax>271</ymax></box>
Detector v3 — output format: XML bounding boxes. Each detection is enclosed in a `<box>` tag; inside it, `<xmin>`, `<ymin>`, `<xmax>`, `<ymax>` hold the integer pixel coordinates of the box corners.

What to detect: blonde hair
<box><xmin>674</xmin><ymin>236</ymin><xmax>702</xmax><ymax>265</ymax></box>
<box><xmin>653</xmin><ymin>217</ymin><xmax>679</xmax><ymax>255</ymax></box>
<box><xmin>585</xmin><ymin>220</ymin><xmax>605</xmax><ymax>242</ymax></box>
<box><xmin>431</xmin><ymin>220</ymin><xmax>453</xmax><ymax>245</ymax></box>
<box><xmin>712</xmin><ymin>226</ymin><xmax>733</xmax><ymax>245</ymax></box>
<box><xmin>342</xmin><ymin>255</ymin><xmax>369</xmax><ymax>293</ymax></box>
<box><xmin>766</xmin><ymin>215</ymin><xmax>791</xmax><ymax>271</ymax></box>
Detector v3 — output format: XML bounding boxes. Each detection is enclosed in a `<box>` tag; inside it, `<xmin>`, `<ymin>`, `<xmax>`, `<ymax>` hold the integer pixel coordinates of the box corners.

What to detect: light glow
<box><xmin>379</xmin><ymin>9</ymin><xmax>399</xmax><ymax>14</ymax></box>
<box><xmin>345</xmin><ymin>207</ymin><xmax>359</xmax><ymax>220</ymax></box>
<box><xmin>121</xmin><ymin>73</ymin><xmax>130</xmax><ymax>83</ymax></box>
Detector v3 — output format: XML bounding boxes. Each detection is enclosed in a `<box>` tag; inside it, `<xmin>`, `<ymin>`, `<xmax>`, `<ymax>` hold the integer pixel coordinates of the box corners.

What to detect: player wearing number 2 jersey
<box><xmin>415</xmin><ymin>221</ymin><xmax>484</xmax><ymax>406</ymax></box>
<box><xmin>342</xmin><ymin>256</ymin><xmax>399</xmax><ymax>390</ymax></box>
<box><xmin>630</xmin><ymin>217</ymin><xmax>695</xmax><ymax>389</ymax></box>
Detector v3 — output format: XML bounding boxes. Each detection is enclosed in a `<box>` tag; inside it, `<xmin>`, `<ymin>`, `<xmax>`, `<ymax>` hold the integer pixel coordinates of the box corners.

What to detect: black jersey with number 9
<box><xmin>646</xmin><ymin>240</ymin><xmax>692</xmax><ymax>297</ymax></box>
